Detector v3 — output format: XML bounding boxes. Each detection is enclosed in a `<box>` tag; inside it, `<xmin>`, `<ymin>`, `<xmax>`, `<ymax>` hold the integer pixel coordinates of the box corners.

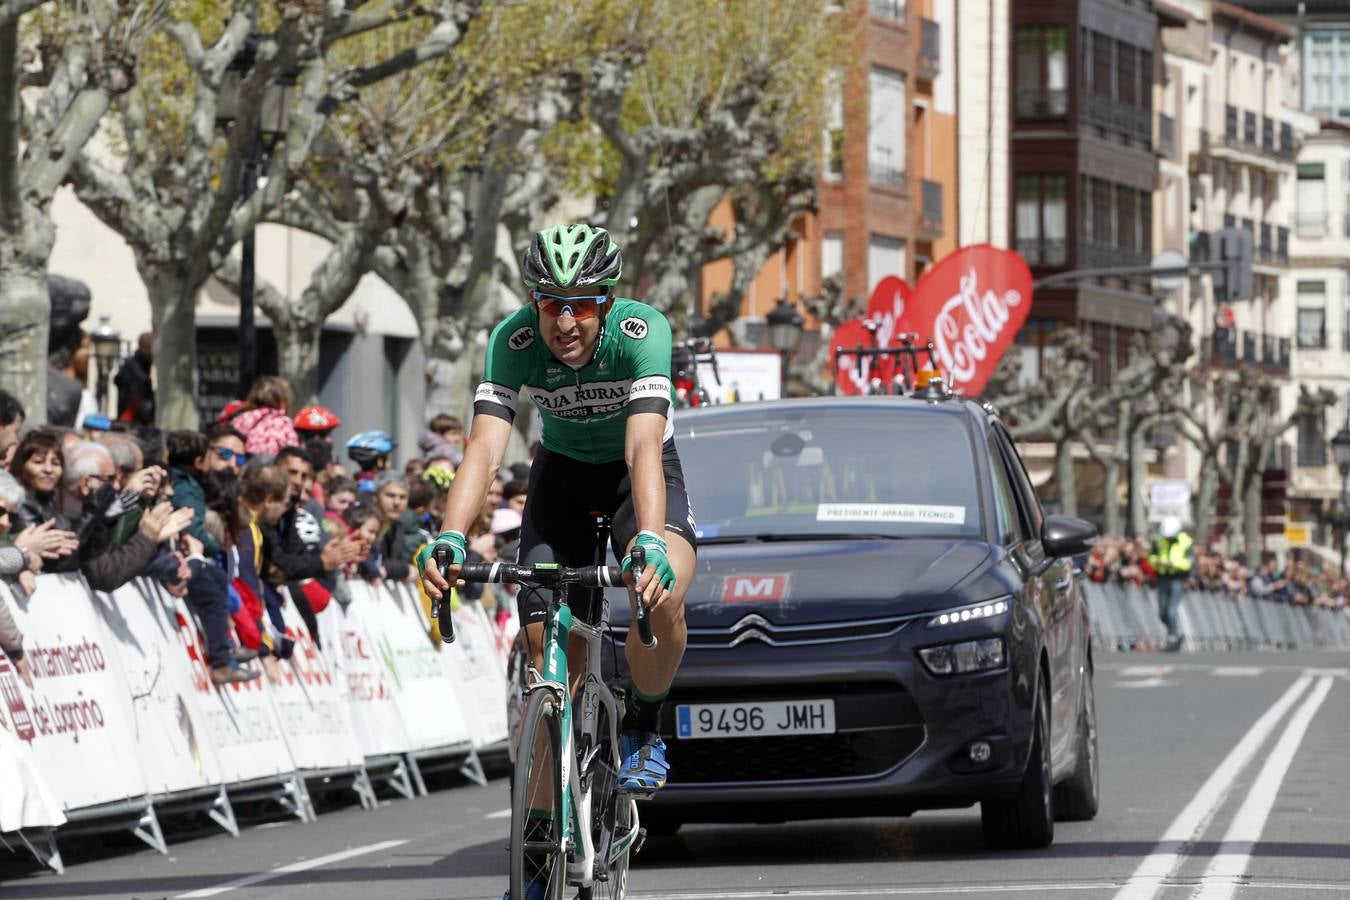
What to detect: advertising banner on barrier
<box><xmin>317</xmin><ymin>593</ymin><xmax>411</xmax><ymax>758</ymax></box>
<box><xmin>172</xmin><ymin>597</ymin><xmax>296</xmax><ymax>785</ymax></box>
<box><xmin>0</xmin><ymin>654</ymin><xmax>65</xmax><ymax>832</ymax></box>
<box><xmin>442</xmin><ymin>599</ymin><xmax>510</xmax><ymax>749</ymax></box>
<box><xmin>91</xmin><ymin>581</ymin><xmax>224</xmax><ymax>795</ymax></box>
<box><xmin>357</xmin><ymin>582</ymin><xmax>473</xmax><ymax>752</ymax></box>
<box><xmin>269</xmin><ymin>599</ymin><xmax>363</xmax><ymax>770</ymax></box>
<box><xmin>0</xmin><ymin>576</ymin><xmax>149</xmax><ymax>811</ymax></box>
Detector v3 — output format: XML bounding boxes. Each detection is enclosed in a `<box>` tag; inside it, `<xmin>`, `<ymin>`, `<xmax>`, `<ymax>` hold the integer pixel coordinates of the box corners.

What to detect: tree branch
<box><xmin>0</xmin><ymin>21</ymin><xmax>21</xmax><ymax>229</ymax></box>
<box><xmin>0</xmin><ymin>0</ymin><xmax>43</xmax><ymax>28</ymax></box>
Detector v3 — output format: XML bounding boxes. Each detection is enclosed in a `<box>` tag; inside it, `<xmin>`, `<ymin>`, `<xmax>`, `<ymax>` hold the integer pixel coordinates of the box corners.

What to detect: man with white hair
<box><xmin>1148</xmin><ymin>516</ymin><xmax>1193</xmax><ymax>651</ymax></box>
<box><xmin>62</xmin><ymin>441</ymin><xmax>193</xmax><ymax>593</ymax></box>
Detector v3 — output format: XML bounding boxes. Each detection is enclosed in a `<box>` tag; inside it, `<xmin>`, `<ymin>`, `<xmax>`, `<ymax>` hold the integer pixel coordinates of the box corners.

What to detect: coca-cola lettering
<box><xmin>932</xmin><ymin>268</ymin><xmax>1024</xmax><ymax>385</ymax></box>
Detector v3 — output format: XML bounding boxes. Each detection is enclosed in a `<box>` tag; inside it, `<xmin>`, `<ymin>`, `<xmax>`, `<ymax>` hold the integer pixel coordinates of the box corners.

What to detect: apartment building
<box><xmin>700</xmin><ymin>0</ymin><xmax>959</xmax><ymax>327</ymax></box>
<box><xmin>1008</xmin><ymin>0</ymin><xmax>1161</xmax><ymax>385</ymax></box>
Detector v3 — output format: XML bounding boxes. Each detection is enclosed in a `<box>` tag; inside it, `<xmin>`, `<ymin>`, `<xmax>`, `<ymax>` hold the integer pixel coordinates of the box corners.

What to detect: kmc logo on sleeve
<box><xmin>508</xmin><ymin>326</ymin><xmax>534</xmax><ymax>350</ymax></box>
<box><xmin>618</xmin><ymin>317</ymin><xmax>648</xmax><ymax>340</ymax></box>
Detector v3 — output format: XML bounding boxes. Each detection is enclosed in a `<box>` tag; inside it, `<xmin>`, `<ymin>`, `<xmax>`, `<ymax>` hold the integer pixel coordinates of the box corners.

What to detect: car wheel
<box><xmin>981</xmin><ymin>678</ymin><xmax>1054</xmax><ymax>849</ymax></box>
<box><xmin>1054</xmin><ymin>658</ymin><xmax>1099</xmax><ymax>821</ymax></box>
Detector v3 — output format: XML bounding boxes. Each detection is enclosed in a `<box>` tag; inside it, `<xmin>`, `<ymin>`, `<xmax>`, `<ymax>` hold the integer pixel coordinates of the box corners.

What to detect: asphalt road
<box><xmin>2</xmin><ymin>650</ymin><xmax>1348</xmax><ymax>900</ymax></box>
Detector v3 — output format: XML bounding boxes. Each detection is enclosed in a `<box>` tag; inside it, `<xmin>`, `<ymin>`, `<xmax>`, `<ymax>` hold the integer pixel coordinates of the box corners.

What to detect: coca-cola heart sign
<box><xmin>833</xmin><ymin>245</ymin><xmax>1031</xmax><ymax>397</ymax></box>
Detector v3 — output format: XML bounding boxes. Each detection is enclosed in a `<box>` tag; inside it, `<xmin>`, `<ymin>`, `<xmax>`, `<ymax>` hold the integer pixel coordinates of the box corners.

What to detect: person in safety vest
<box><xmin>1148</xmin><ymin>516</ymin><xmax>1193</xmax><ymax>651</ymax></box>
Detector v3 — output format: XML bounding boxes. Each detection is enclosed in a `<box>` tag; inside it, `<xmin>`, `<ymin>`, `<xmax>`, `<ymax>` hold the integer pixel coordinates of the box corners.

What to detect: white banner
<box><xmin>268</xmin><ymin>597</ymin><xmax>363</xmax><ymax>770</ymax></box>
<box><xmin>317</xmin><ymin>594</ymin><xmax>411</xmax><ymax>758</ymax></box>
<box><xmin>352</xmin><ymin>581</ymin><xmax>473</xmax><ymax>752</ymax></box>
<box><xmin>441</xmin><ymin>598</ymin><xmax>510</xmax><ymax>749</ymax></box>
<box><xmin>0</xmin><ymin>653</ymin><xmax>65</xmax><ymax>832</ymax></box>
<box><xmin>91</xmin><ymin>581</ymin><xmax>224</xmax><ymax>795</ymax></box>
<box><xmin>0</xmin><ymin>575</ymin><xmax>148</xmax><ymax>811</ymax></box>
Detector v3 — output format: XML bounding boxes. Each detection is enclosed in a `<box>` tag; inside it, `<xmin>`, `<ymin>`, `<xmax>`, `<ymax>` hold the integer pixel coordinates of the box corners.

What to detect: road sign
<box><xmin>1148</xmin><ymin>479</ymin><xmax>1192</xmax><ymax>523</ymax></box>
<box><xmin>1284</xmin><ymin>523</ymin><xmax>1310</xmax><ymax>546</ymax></box>
<box><xmin>1151</xmin><ymin>250</ymin><xmax>1188</xmax><ymax>290</ymax></box>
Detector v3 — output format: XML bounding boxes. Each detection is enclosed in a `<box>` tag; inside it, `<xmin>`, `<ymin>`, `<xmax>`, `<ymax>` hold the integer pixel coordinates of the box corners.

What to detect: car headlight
<box><xmin>926</xmin><ymin>598</ymin><xmax>1009</xmax><ymax>629</ymax></box>
<box><xmin>918</xmin><ymin>638</ymin><xmax>1005</xmax><ymax>675</ymax></box>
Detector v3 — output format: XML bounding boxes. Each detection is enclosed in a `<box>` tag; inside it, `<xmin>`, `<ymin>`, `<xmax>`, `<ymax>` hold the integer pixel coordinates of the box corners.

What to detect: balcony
<box><xmin>1242</xmin><ymin>331</ymin><xmax>1258</xmax><ymax>364</ymax></box>
<box><xmin>1243</xmin><ymin>110</ymin><xmax>1257</xmax><ymax>148</ymax></box>
<box><xmin>869</xmin><ymin>157</ymin><xmax>906</xmax><ymax>189</ymax></box>
<box><xmin>1219</xmin><ymin>106</ymin><xmax>1295</xmax><ymax>164</ymax></box>
<box><xmin>1295</xmin><ymin>210</ymin><xmax>1328</xmax><ymax>238</ymax></box>
<box><xmin>1157</xmin><ymin>113</ymin><xmax>1175</xmax><ymax>158</ymax></box>
<box><xmin>1016</xmin><ymin>88</ymin><xmax>1067</xmax><ymax>118</ymax></box>
<box><xmin>1082</xmin><ymin>241</ymin><xmax>1148</xmax><ymax>270</ymax></box>
<box><xmin>1262</xmin><ymin>335</ymin><xmax>1291</xmax><ymax>376</ymax></box>
<box><xmin>1261</xmin><ymin>116</ymin><xmax>1275</xmax><ymax>154</ymax></box>
<box><xmin>1279</xmin><ymin>122</ymin><xmax>1295</xmax><ymax>160</ymax></box>
<box><xmin>1082</xmin><ymin>94</ymin><xmax>1150</xmax><ymax>142</ymax></box>
<box><xmin>918</xmin><ymin>18</ymin><xmax>940</xmax><ymax>80</ymax></box>
<box><xmin>1277</xmin><ymin>226</ymin><xmax>1289</xmax><ymax>263</ymax></box>
<box><xmin>1211</xmin><ymin>328</ymin><xmax>1290</xmax><ymax>375</ymax></box>
<box><xmin>1258</xmin><ymin>222</ymin><xmax>1273</xmax><ymax>264</ymax></box>
<box><xmin>919</xmin><ymin>178</ymin><xmax>943</xmax><ymax>240</ymax></box>
<box><xmin>1224</xmin><ymin>104</ymin><xmax>1238</xmax><ymax>142</ymax></box>
<box><xmin>870</xmin><ymin>0</ymin><xmax>905</xmax><ymax>22</ymax></box>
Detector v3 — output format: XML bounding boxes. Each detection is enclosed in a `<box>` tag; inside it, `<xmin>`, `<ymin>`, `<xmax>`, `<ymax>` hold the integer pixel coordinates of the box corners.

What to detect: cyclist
<box><xmin>418</xmin><ymin>224</ymin><xmax>695</xmax><ymax>842</ymax></box>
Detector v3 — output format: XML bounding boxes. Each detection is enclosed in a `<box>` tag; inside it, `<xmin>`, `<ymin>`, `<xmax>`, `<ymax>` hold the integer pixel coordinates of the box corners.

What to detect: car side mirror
<box><xmin>1042</xmin><ymin>514</ymin><xmax>1098</xmax><ymax>558</ymax></box>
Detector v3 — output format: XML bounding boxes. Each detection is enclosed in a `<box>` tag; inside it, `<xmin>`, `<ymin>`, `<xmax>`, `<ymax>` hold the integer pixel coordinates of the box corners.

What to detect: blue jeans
<box><xmin>1156</xmin><ymin>577</ymin><xmax>1184</xmax><ymax>642</ymax></box>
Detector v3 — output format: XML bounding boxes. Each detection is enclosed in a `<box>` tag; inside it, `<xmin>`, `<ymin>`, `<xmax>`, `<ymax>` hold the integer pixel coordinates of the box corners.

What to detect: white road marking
<box><xmin>1114</xmin><ymin>677</ymin><xmax>1169</xmax><ymax>688</ymax></box>
<box><xmin>1119</xmin><ymin>666</ymin><xmax>1174</xmax><ymax>677</ymax></box>
<box><xmin>486</xmin><ymin>807</ymin><xmax>512</xmax><ymax>819</ymax></box>
<box><xmin>175</xmin><ymin>839</ymin><xmax>408</xmax><ymax>898</ymax></box>
<box><xmin>632</xmin><ymin>882</ymin><xmax>1350</xmax><ymax>898</ymax></box>
<box><xmin>1191</xmin><ymin>676</ymin><xmax>1335</xmax><ymax>900</ymax></box>
<box><xmin>1099</xmin><ymin>662</ymin><xmax>1350</xmax><ymax>680</ymax></box>
<box><xmin>1211</xmin><ymin>667</ymin><xmax>1263</xmax><ymax>677</ymax></box>
<box><xmin>1112</xmin><ymin>674</ymin><xmax>1313</xmax><ymax>900</ymax></box>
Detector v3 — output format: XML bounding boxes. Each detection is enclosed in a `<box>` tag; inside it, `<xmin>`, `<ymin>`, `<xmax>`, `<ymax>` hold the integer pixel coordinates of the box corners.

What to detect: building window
<box><xmin>869</xmin><ymin>0</ymin><xmax>905</xmax><ymax>23</ymax></box>
<box><xmin>1297</xmin><ymin>410</ymin><xmax>1327</xmax><ymax>468</ymax></box>
<box><xmin>1304</xmin><ymin>30</ymin><xmax>1350</xmax><ymax>120</ymax></box>
<box><xmin>1296</xmin><ymin>162</ymin><xmax>1326</xmax><ymax>237</ymax></box>
<box><xmin>1015</xmin><ymin>26</ymin><xmax>1067</xmax><ymax>118</ymax></box>
<box><xmin>1298</xmin><ymin>281</ymin><xmax>1327</xmax><ymax>349</ymax></box>
<box><xmin>868</xmin><ymin>67</ymin><xmax>906</xmax><ymax>188</ymax></box>
<box><xmin>822</xmin><ymin>70</ymin><xmax>844</xmax><ymax>181</ymax></box>
<box><xmin>867</xmin><ymin>234</ymin><xmax>905</xmax><ymax>293</ymax></box>
<box><xmin>1015</xmin><ymin>174</ymin><xmax>1067</xmax><ymax>267</ymax></box>
<box><xmin>822</xmin><ymin>231</ymin><xmax>844</xmax><ymax>281</ymax></box>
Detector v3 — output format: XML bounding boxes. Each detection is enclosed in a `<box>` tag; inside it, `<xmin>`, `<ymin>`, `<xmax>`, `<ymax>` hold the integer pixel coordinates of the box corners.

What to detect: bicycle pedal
<box><xmin>633</xmin><ymin>826</ymin><xmax>648</xmax><ymax>856</ymax></box>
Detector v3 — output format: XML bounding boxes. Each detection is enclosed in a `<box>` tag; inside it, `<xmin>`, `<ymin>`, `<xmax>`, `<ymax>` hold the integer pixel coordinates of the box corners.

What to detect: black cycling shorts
<box><xmin>515</xmin><ymin>439</ymin><xmax>697</xmax><ymax>626</ymax></box>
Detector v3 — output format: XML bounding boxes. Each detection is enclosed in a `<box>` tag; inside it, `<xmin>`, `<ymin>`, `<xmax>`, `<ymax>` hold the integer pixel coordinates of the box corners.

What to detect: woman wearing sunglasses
<box><xmin>419</xmin><ymin>224</ymin><xmax>696</xmax><ymax>869</ymax></box>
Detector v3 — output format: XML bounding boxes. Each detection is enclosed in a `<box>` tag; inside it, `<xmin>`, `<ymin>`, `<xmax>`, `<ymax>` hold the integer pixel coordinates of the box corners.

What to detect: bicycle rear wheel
<box><xmin>510</xmin><ymin>690</ymin><xmax>566</xmax><ymax>900</ymax></box>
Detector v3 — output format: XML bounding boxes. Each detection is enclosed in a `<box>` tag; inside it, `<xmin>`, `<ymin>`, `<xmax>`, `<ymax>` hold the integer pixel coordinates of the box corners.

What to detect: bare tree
<box><xmin>68</xmin><ymin>0</ymin><xmax>481</xmax><ymax>427</ymax></box>
<box><xmin>0</xmin><ymin>1</ymin><xmax>162</xmax><ymax>421</ymax></box>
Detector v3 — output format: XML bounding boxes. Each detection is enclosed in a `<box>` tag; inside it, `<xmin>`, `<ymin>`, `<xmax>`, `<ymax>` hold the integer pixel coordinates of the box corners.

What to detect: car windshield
<box><xmin>677</xmin><ymin>406</ymin><xmax>983</xmax><ymax>541</ymax></box>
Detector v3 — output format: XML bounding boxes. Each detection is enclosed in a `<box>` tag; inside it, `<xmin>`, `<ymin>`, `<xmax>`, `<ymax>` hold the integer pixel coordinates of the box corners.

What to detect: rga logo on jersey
<box><xmin>618</xmin><ymin>317</ymin><xmax>648</xmax><ymax>340</ymax></box>
<box><xmin>508</xmin><ymin>326</ymin><xmax>534</xmax><ymax>351</ymax></box>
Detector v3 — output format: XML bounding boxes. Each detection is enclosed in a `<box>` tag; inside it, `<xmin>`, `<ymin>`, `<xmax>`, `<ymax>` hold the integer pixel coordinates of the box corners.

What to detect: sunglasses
<box><xmin>213</xmin><ymin>446</ymin><xmax>250</xmax><ymax>464</ymax></box>
<box><xmin>0</xmin><ymin>506</ymin><xmax>11</xmax><ymax>520</ymax></box>
<box><xmin>531</xmin><ymin>291</ymin><xmax>608</xmax><ymax>321</ymax></box>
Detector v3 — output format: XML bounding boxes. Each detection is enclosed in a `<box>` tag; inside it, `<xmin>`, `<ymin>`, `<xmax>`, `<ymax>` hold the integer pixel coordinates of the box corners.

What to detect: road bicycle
<box><xmin>833</xmin><ymin>328</ymin><xmax>945</xmax><ymax>396</ymax></box>
<box><xmin>450</xmin><ymin>517</ymin><xmax>656</xmax><ymax>900</ymax></box>
<box><xmin>672</xmin><ymin>336</ymin><xmax>721</xmax><ymax>408</ymax></box>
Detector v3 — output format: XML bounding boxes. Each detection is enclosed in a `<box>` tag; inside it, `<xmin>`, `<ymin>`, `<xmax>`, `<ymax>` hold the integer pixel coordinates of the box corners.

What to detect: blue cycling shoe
<box><xmin>617</xmin><ymin>731</ymin><xmax>669</xmax><ymax>794</ymax></box>
<box><xmin>502</xmin><ymin>883</ymin><xmax>546</xmax><ymax>900</ymax></box>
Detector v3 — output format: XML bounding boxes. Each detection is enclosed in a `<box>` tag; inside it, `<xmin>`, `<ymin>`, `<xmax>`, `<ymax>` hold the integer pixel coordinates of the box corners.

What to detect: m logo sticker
<box><xmin>619</xmin><ymin>317</ymin><xmax>648</xmax><ymax>340</ymax></box>
<box><xmin>508</xmin><ymin>326</ymin><xmax>534</xmax><ymax>351</ymax></box>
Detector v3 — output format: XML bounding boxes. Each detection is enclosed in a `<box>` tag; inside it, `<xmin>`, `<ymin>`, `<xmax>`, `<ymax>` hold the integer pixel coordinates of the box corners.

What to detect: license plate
<box><xmin>675</xmin><ymin>700</ymin><xmax>836</xmax><ymax>740</ymax></box>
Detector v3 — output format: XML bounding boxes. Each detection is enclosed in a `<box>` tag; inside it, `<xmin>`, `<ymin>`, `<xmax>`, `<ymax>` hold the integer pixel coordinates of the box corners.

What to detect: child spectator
<box><xmin>228</xmin><ymin>376</ymin><xmax>300</xmax><ymax>458</ymax></box>
<box><xmin>234</xmin><ymin>465</ymin><xmax>294</xmax><ymax>660</ymax></box>
<box><xmin>322</xmin><ymin>475</ymin><xmax>359</xmax><ymax>536</ymax></box>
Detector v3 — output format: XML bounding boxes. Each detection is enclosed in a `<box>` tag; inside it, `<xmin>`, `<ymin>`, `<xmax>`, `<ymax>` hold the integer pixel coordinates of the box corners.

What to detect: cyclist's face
<box><xmin>535</xmin><ymin>286</ymin><xmax>608</xmax><ymax>365</ymax></box>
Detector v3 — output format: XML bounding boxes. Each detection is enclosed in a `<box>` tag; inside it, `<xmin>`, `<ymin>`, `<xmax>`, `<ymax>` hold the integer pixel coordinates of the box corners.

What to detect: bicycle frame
<box><xmin>526</xmin><ymin>583</ymin><xmax>641</xmax><ymax>889</ymax></box>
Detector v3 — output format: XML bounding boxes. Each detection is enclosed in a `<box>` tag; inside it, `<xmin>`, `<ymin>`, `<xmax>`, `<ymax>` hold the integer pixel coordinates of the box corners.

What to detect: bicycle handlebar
<box><xmin>630</xmin><ymin>547</ymin><xmax>657</xmax><ymax>649</ymax></box>
<box><xmin>458</xmin><ymin>561</ymin><xmax>626</xmax><ymax>588</ymax></box>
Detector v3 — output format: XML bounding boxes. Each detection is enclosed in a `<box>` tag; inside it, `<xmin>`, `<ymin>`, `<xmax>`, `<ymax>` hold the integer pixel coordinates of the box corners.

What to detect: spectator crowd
<box><xmin>0</xmin><ymin>375</ymin><xmax>533</xmax><ymax>691</ymax></box>
<box><xmin>1085</xmin><ymin>534</ymin><xmax>1350</xmax><ymax>612</ymax></box>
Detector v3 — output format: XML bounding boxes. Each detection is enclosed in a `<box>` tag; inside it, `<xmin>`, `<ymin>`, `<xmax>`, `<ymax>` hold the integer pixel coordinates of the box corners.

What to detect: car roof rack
<box><xmin>832</xmin><ymin>333</ymin><xmax>955</xmax><ymax>400</ymax></box>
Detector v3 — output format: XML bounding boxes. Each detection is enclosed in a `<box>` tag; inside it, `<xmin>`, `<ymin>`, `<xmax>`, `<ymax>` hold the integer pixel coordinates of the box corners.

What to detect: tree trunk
<box><xmin>276</xmin><ymin>320</ymin><xmax>322</xmax><ymax>407</ymax></box>
<box><xmin>1243</xmin><ymin>469</ymin><xmax>1262</xmax><ymax>562</ymax></box>
<box><xmin>1129</xmin><ymin>424</ymin><xmax>1149</xmax><ymax>538</ymax></box>
<box><xmin>1194</xmin><ymin>453</ymin><xmax>1217</xmax><ymax>542</ymax></box>
<box><xmin>144</xmin><ymin>266</ymin><xmax>201</xmax><ymax>430</ymax></box>
<box><xmin>1056</xmin><ymin>437</ymin><xmax>1077</xmax><ymax>517</ymax></box>
<box><xmin>0</xmin><ymin>262</ymin><xmax>51</xmax><ymax>424</ymax></box>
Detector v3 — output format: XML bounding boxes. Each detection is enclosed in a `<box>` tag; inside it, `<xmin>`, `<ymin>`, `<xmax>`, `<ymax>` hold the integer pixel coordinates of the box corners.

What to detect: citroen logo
<box><xmin>728</xmin><ymin>613</ymin><xmax>774</xmax><ymax>647</ymax></box>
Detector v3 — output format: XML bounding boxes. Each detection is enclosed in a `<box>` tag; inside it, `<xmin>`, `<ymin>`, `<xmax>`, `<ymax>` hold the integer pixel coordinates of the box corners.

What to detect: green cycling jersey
<box><xmin>473</xmin><ymin>298</ymin><xmax>675</xmax><ymax>465</ymax></box>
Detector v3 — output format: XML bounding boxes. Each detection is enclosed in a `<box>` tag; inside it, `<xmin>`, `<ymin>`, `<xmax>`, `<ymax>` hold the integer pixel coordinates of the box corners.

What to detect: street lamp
<box><xmin>766</xmin><ymin>297</ymin><xmax>804</xmax><ymax>396</ymax></box>
<box><xmin>89</xmin><ymin>316</ymin><xmax>122</xmax><ymax>415</ymax></box>
<box><xmin>1330</xmin><ymin>422</ymin><xmax>1350</xmax><ymax>574</ymax></box>
<box><xmin>215</xmin><ymin>32</ymin><xmax>296</xmax><ymax>396</ymax></box>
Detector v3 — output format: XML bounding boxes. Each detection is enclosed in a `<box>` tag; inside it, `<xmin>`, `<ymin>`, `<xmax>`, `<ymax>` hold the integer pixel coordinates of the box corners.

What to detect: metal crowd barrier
<box><xmin>1080</xmin><ymin>582</ymin><xmax>1350</xmax><ymax>653</ymax></box>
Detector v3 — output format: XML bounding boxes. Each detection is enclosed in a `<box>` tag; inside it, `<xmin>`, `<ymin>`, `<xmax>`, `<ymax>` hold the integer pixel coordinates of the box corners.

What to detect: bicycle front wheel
<box><xmin>510</xmin><ymin>690</ymin><xmax>566</xmax><ymax>900</ymax></box>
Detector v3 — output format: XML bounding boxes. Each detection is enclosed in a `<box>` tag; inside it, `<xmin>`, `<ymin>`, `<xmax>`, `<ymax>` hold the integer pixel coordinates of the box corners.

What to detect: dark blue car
<box><xmin>610</xmin><ymin>395</ymin><xmax>1100</xmax><ymax>849</ymax></box>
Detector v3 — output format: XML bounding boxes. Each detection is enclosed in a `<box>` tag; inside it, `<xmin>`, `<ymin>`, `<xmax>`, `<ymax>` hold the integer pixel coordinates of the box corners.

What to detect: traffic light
<box><xmin>1209</xmin><ymin>227</ymin><xmax>1253</xmax><ymax>302</ymax></box>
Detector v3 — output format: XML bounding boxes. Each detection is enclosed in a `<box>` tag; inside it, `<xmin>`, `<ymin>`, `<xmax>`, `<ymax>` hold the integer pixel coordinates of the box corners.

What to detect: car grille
<box><xmin>666</xmin><ymin>728</ymin><xmax>925</xmax><ymax>783</ymax></box>
<box><xmin>661</xmin><ymin>682</ymin><xmax>925</xmax><ymax>784</ymax></box>
<box><xmin>612</xmin><ymin>613</ymin><xmax>914</xmax><ymax>649</ymax></box>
